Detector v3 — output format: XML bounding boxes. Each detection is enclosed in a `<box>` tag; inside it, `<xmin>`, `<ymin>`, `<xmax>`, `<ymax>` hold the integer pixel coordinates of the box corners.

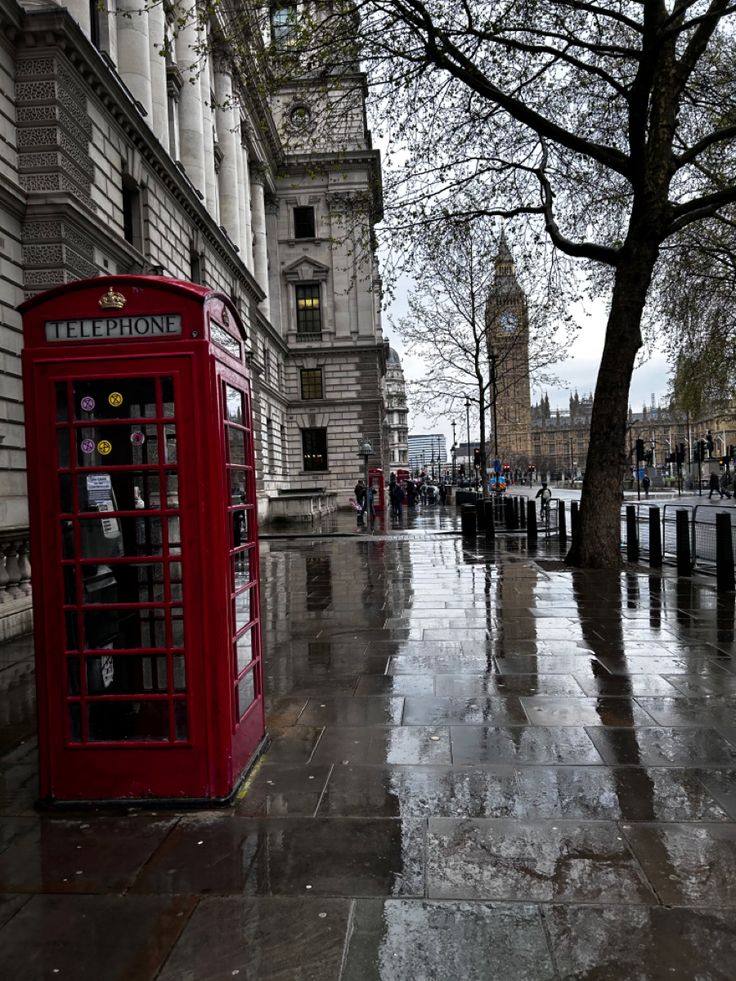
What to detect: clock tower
<box><xmin>485</xmin><ymin>234</ymin><xmax>532</xmax><ymax>464</ymax></box>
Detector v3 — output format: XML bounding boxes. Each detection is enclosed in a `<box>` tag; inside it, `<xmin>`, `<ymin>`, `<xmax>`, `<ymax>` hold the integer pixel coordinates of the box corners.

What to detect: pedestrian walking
<box><xmin>720</xmin><ymin>472</ymin><xmax>732</xmax><ymax>499</ymax></box>
<box><xmin>642</xmin><ymin>474</ymin><xmax>651</xmax><ymax>499</ymax></box>
<box><xmin>708</xmin><ymin>472</ymin><xmax>723</xmax><ymax>499</ymax></box>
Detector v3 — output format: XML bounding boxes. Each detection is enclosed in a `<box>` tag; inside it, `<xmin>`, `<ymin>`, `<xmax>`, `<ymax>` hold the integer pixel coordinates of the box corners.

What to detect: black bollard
<box><xmin>484</xmin><ymin>500</ymin><xmax>495</xmax><ymax>545</ymax></box>
<box><xmin>513</xmin><ymin>496</ymin><xmax>520</xmax><ymax>527</ymax></box>
<box><xmin>475</xmin><ymin>499</ymin><xmax>486</xmax><ymax>531</ymax></box>
<box><xmin>649</xmin><ymin>506</ymin><xmax>662</xmax><ymax>568</ymax></box>
<box><xmin>570</xmin><ymin>501</ymin><xmax>579</xmax><ymax>540</ymax></box>
<box><xmin>626</xmin><ymin>505</ymin><xmax>639</xmax><ymax>562</ymax></box>
<box><xmin>527</xmin><ymin>500</ymin><xmax>538</xmax><ymax>543</ymax></box>
<box><xmin>461</xmin><ymin>504</ymin><xmax>477</xmax><ymax>539</ymax></box>
<box><xmin>504</xmin><ymin>497</ymin><xmax>516</xmax><ymax>531</ymax></box>
<box><xmin>558</xmin><ymin>500</ymin><xmax>567</xmax><ymax>544</ymax></box>
<box><xmin>495</xmin><ymin>496</ymin><xmax>503</xmax><ymax>524</ymax></box>
<box><xmin>676</xmin><ymin>509</ymin><xmax>692</xmax><ymax>577</ymax></box>
<box><xmin>519</xmin><ymin>496</ymin><xmax>526</xmax><ymax>528</ymax></box>
<box><xmin>716</xmin><ymin>511</ymin><xmax>735</xmax><ymax>593</ymax></box>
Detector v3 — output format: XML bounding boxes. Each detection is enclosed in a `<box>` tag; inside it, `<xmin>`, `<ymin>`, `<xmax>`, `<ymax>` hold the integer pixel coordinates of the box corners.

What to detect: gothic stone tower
<box><xmin>485</xmin><ymin>234</ymin><xmax>532</xmax><ymax>464</ymax></box>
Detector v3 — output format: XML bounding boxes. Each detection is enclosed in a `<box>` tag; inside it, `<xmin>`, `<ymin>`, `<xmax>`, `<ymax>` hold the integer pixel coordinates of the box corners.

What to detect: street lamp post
<box><xmin>489</xmin><ymin>352</ymin><xmax>499</xmax><ymax>461</ymax></box>
<box><xmin>451</xmin><ymin>420</ymin><xmax>457</xmax><ymax>483</ymax></box>
<box><xmin>465</xmin><ymin>395</ymin><xmax>472</xmax><ymax>489</ymax></box>
<box><xmin>357</xmin><ymin>436</ymin><xmax>373</xmax><ymax>517</ymax></box>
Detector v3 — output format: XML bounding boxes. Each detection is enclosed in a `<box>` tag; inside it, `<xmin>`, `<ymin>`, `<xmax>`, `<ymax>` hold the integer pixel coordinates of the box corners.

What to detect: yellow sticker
<box><xmin>108</xmin><ymin>392</ymin><xmax>123</xmax><ymax>407</ymax></box>
<box><xmin>97</xmin><ymin>440</ymin><xmax>112</xmax><ymax>455</ymax></box>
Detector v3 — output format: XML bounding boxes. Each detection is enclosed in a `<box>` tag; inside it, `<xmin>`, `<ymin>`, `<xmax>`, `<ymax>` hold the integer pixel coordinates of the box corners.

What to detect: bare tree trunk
<box><xmin>567</xmin><ymin>246</ymin><xmax>658</xmax><ymax>568</ymax></box>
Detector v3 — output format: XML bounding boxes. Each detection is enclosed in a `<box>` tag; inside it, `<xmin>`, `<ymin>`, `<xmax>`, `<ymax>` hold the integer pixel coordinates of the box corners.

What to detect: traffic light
<box><xmin>635</xmin><ymin>438</ymin><xmax>645</xmax><ymax>461</ymax></box>
<box><xmin>473</xmin><ymin>448</ymin><xmax>481</xmax><ymax>467</ymax></box>
<box><xmin>693</xmin><ymin>443</ymin><xmax>700</xmax><ymax>463</ymax></box>
<box><xmin>698</xmin><ymin>440</ymin><xmax>706</xmax><ymax>463</ymax></box>
<box><xmin>677</xmin><ymin>443</ymin><xmax>686</xmax><ymax>465</ymax></box>
<box><xmin>706</xmin><ymin>431</ymin><xmax>714</xmax><ymax>456</ymax></box>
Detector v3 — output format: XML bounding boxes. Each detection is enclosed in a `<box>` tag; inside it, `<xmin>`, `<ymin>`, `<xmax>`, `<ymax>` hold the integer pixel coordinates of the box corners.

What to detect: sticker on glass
<box><xmin>108</xmin><ymin>392</ymin><xmax>123</xmax><ymax>408</ymax></box>
<box><xmin>80</xmin><ymin>396</ymin><xmax>95</xmax><ymax>412</ymax></box>
<box><xmin>130</xmin><ymin>430</ymin><xmax>146</xmax><ymax>446</ymax></box>
<box><xmin>97</xmin><ymin>439</ymin><xmax>112</xmax><ymax>455</ymax></box>
<box><xmin>80</xmin><ymin>438</ymin><xmax>96</xmax><ymax>455</ymax></box>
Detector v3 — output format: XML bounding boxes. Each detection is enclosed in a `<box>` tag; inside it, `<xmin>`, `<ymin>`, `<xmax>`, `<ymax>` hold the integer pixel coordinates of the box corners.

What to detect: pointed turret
<box><xmin>492</xmin><ymin>230</ymin><xmax>523</xmax><ymax>297</ymax></box>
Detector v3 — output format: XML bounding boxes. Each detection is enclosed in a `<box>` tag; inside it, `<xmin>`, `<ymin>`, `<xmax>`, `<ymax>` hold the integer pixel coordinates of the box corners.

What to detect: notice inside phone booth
<box><xmin>20</xmin><ymin>276</ymin><xmax>266</xmax><ymax>803</ymax></box>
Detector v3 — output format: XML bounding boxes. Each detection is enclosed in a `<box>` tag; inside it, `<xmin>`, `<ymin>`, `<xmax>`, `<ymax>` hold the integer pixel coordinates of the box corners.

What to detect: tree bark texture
<box><xmin>567</xmin><ymin>245</ymin><xmax>659</xmax><ymax>568</ymax></box>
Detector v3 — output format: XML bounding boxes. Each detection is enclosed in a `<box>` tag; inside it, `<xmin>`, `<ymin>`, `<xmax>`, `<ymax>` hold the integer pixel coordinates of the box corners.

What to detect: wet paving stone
<box><xmin>622</xmin><ymin>824</ymin><xmax>736</xmax><ymax>907</ymax></box>
<box><xmin>316</xmin><ymin>765</ymin><xmax>526</xmax><ymax>819</ymax></box>
<box><xmin>634</xmin><ymin>696</ymin><xmax>736</xmax><ymax>727</ymax></box>
<box><xmin>572</xmin><ymin>673</ymin><xmax>681</xmax><ymax>696</ymax></box>
<box><xmin>354</xmin><ymin>674</ymin><xmax>434</xmax><ymax>696</ymax></box>
<box><xmin>695</xmin><ymin>769</ymin><xmax>736</xmax><ymax>819</ymax></box>
<box><xmin>451</xmin><ymin>726</ymin><xmax>603</xmax><ymax>765</ymax></box>
<box><xmin>435</xmin><ymin>673</ymin><xmax>586</xmax><ymax>697</ymax></box>
<box><xmin>264</xmin><ymin>726</ymin><xmax>325</xmax><ymax>764</ymax></box>
<box><xmin>663</xmin><ymin>673</ymin><xmax>736</xmax><ymax>696</ymax></box>
<box><xmin>516</xmin><ymin>766</ymin><xmax>730</xmax><ymax>822</ymax></box>
<box><xmin>342</xmin><ymin>900</ymin><xmax>555</xmax><ymax>981</ymax></box>
<box><xmin>426</xmin><ymin>819</ymin><xmax>655</xmax><ymax>903</ymax></box>
<box><xmin>0</xmin><ymin>893</ymin><xmax>27</xmax><ymax>929</ymax></box>
<box><xmin>595</xmin><ymin>655</ymin><xmax>734</xmax><ymax>675</ymax></box>
<box><xmin>403</xmin><ymin>696</ymin><xmax>527</xmax><ymax>726</ymax></box>
<box><xmin>543</xmin><ymin>904</ymin><xmax>736</xmax><ymax>980</ymax></box>
<box><xmin>233</xmin><ymin>764</ymin><xmax>332</xmax><ymax>817</ymax></box>
<box><xmin>520</xmin><ymin>696</ymin><xmax>657</xmax><ymax>727</ymax></box>
<box><xmin>264</xmin><ymin>696</ymin><xmax>308</xmax><ymax>727</ymax></box>
<box><xmin>132</xmin><ymin>816</ymin><xmax>425</xmax><ymax>897</ymax></box>
<box><xmin>297</xmin><ymin>696</ymin><xmax>405</xmax><ymax>726</ymax></box>
<box><xmin>310</xmin><ymin>725</ymin><xmax>452</xmax><ymax>765</ymax></box>
<box><xmin>0</xmin><ymin>815</ymin><xmax>178</xmax><ymax>894</ymax></box>
<box><xmin>158</xmin><ymin>897</ymin><xmax>351</xmax><ymax>981</ymax></box>
<box><xmin>0</xmin><ymin>893</ymin><xmax>195</xmax><ymax>981</ymax></box>
<box><xmin>585</xmin><ymin>726</ymin><xmax>736</xmax><ymax>766</ymax></box>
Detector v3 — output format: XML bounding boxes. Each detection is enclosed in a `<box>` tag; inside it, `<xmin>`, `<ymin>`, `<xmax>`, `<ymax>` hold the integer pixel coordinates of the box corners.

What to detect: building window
<box><xmin>300</xmin><ymin>368</ymin><xmax>323</xmax><ymax>400</ymax></box>
<box><xmin>302</xmin><ymin>428</ymin><xmax>327</xmax><ymax>471</ymax></box>
<box><xmin>122</xmin><ymin>176</ymin><xmax>142</xmax><ymax>251</ymax></box>
<box><xmin>271</xmin><ymin>2</ymin><xmax>297</xmax><ymax>45</ymax></box>
<box><xmin>296</xmin><ymin>284</ymin><xmax>321</xmax><ymax>333</ymax></box>
<box><xmin>267</xmin><ymin>417</ymin><xmax>275</xmax><ymax>473</ymax></box>
<box><xmin>280</xmin><ymin>423</ymin><xmax>287</xmax><ymax>475</ymax></box>
<box><xmin>294</xmin><ymin>206</ymin><xmax>315</xmax><ymax>239</ymax></box>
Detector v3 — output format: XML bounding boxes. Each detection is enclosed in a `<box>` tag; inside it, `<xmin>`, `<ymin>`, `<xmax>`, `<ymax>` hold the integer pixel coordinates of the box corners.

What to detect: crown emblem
<box><xmin>99</xmin><ymin>287</ymin><xmax>126</xmax><ymax>310</ymax></box>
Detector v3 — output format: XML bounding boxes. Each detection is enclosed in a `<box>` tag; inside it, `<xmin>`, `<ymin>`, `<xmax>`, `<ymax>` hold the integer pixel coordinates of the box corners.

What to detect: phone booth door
<box><xmin>34</xmin><ymin>357</ymin><xmax>209</xmax><ymax>799</ymax></box>
<box><xmin>217</xmin><ymin>365</ymin><xmax>264</xmax><ymax>778</ymax></box>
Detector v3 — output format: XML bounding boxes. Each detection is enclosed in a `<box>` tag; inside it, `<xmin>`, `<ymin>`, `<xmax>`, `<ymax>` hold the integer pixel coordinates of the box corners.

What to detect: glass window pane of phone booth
<box><xmin>56</xmin><ymin>374</ymin><xmax>188</xmax><ymax>745</ymax></box>
<box><xmin>223</xmin><ymin>380</ymin><xmax>259</xmax><ymax>729</ymax></box>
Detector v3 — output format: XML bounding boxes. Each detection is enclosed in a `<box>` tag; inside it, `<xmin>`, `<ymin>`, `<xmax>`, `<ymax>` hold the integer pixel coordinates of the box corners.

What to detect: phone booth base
<box><xmin>20</xmin><ymin>277</ymin><xmax>266</xmax><ymax>804</ymax></box>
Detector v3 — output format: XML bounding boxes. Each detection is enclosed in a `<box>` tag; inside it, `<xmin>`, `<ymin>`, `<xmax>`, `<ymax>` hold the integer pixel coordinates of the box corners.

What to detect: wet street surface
<box><xmin>1</xmin><ymin>505</ymin><xmax>736</xmax><ymax>978</ymax></box>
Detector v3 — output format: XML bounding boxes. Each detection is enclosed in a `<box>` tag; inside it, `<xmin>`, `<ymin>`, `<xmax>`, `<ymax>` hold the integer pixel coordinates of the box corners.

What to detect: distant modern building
<box><xmin>383</xmin><ymin>347</ymin><xmax>409</xmax><ymax>470</ymax></box>
<box><xmin>408</xmin><ymin>434</ymin><xmax>447</xmax><ymax>475</ymax></box>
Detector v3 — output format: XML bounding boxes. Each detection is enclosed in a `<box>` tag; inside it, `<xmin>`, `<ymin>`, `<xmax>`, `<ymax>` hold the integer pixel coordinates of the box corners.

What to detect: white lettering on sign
<box><xmin>44</xmin><ymin>314</ymin><xmax>183</xmax><ymax>341</ymax></box>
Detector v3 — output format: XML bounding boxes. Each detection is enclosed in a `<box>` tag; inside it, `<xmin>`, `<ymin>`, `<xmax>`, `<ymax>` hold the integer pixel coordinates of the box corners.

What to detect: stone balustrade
<box><xmin>0</xmin><ymin>530</ymin><xmax>33</xmax><ymax>641</ymax></box>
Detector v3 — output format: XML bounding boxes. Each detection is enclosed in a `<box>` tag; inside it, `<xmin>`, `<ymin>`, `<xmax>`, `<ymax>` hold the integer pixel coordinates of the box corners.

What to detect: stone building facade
<box><xmin>383</xmin><ymin>347</ymin><xmax>409</xmax><ymax>471</ymax></box>
<box><xmin>0</xmin><ymin>0</ymin><xmax>387</xmax><ymax>638</ymax></box>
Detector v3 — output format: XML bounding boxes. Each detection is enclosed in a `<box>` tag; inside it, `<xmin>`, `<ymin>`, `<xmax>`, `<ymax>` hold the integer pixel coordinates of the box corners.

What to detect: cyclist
<box><xmin>536</xmin><ymin>482</ymin><xmax>552</xmax><ymax>519</ymax></box>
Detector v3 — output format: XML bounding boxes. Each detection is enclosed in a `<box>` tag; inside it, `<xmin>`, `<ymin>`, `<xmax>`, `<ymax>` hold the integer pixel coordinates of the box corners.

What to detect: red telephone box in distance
<box><xmin>20</xmin><ymin>276</ymin><xmax>266</xmax><ymax>804</ymax></box>
<box><xmin>368</xmin><ymin>467</ymin><xmax>385</xmax><ymax>512</ymax></box>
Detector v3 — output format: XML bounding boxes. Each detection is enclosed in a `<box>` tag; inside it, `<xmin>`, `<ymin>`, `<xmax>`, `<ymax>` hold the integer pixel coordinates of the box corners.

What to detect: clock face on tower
<box><xmin>499</xmin><ymin>310</ymin><xmax>518</xmax><ymax>333</ymax></box>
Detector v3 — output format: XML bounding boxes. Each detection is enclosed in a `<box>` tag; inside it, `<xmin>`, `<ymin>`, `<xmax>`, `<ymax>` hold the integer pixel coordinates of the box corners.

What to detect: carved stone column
<box><xmin>148</xmin><ymin>0</ymin><xmax>169</xmax><ymax>150</ymax></box>
<box><xmin>213</xmin><ymin>60</ymin><xmax>240</xmax><ymax>248</ymax></box>
<box><xmin>250</xmin><ymin>164</ymin><xmax>270</xmax><ymax>319</ymax></box>
<box><xmin>116</xmin><ymin>0</ymin><xmax>153</xmax><ymax>117</ymax></box>
<box><xmin>175</xmin><ymin>16</ymin><xmax>206</xmax><ymax>195</ymax></box>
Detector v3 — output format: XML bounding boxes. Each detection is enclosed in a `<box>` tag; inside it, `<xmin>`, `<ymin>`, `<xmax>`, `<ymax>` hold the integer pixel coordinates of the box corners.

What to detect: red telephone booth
<box><xmin>368</xmin><ymin>467</ymin><xmax>385</xmax><ymax>512</ymax></box>
<box><xmin>20</xmin><ymin>276</ymin><xmax>266</xmax><ymax>803</ymax></box>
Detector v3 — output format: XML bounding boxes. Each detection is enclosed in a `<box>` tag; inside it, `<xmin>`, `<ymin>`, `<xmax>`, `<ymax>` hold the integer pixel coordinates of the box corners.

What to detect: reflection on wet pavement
<box><xmin>2</xmin><ymin>511</ymin><xmax>736</xmax><ymax>977</ymax></box>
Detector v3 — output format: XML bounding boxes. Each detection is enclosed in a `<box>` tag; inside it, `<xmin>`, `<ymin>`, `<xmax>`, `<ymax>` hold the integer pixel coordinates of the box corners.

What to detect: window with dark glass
<box><xmin>271</xmin><ymin>1</ymin><xmax>297</xmax><ymax>45</ymax></box>
<box><xmin>302</xmin><ymin>428</ymin><xmax>327</xmax><ymax>471</ymax></box>
<box><xmin>296</xmin><ymin>284</ymin><xmax>321</xmax><ymax>333</ymax></box>
<box><xmin>300</xmin><ymin>368</ymin><xmax>323</xmax><ymax>400</ymax></box>
<box><xmin>294</xmin><ymin>206</ymin><xmax>315</xmax><ymax>239</ymax></box>
<box><xmin>122</xmin><ymin>176</ymin><xmax>142</xmax><ymax>251</ymax></box>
